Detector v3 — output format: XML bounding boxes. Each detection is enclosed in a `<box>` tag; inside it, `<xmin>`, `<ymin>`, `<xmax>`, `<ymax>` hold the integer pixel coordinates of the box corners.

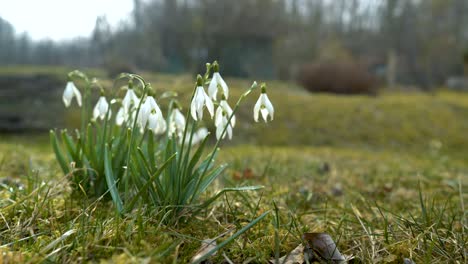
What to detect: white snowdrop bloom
<box><xmin>191</xmin><ymin>127</ymin><xmax>209</xmax><ymax>145</ymax></box>
<box><xmin>218</xmin><ymin>99</ymin><xmax>235</xmax><ymax>127</ymax></box>
<box><xmin>122</xmin><ymin>88</ymin><xmax>139</xmax><ymax>114</ymax></box>
<box><xmin>215</xmin><ymin>99</ymin><xmax>235</xmax><ymax>140</ymax></box>
<box><xmin>93</xmin><ymin>96</ymin><xmax>110</xmax><ymax>120</ymax></box>
<box><xmin>208</xmin><ymin>72</ymin><xmax>229</xmax><ymax>101</ymax></box>
<box><xmin>138</xmin><ymin>96</ymin><xmax>165</xmax><ymax>133</ymax></box>
<box><xmin>62</xmin><ymin>81</ymin><xmax>82</xmax><ymax>107</ymax></box>
<box><xmin>168</xmin><ymin>108</ymin><xmax>186</xmax><ymax>138</ymax></box>
<box><xmin>253</xmin><ymin>88</ymin><xmax>274</xmax><ymax>122</ymax></box>
<box><xmin>147</xmin><ymin>110</ymin><xmax>167</xmax><ymax>135</ymax></box>
<box><xmin>190</xmin><ymin>85</ymin><xmax>214</xmax><ymax>121</ymax></box>
<box><xmin>215</xmin><ymin>110</ymin><xmax>233</xmax><ymax>140</ymax></box>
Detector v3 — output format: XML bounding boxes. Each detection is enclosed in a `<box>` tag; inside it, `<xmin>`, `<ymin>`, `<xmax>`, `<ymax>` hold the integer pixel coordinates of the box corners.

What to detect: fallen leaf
<box><xmin>270</xmin><ymin>244</ymin><xmax>305</xmax><ymax>264</ymax></box>
<box><xmin>303</xmin><ymin>233</ymin><xmax>345</xmax><ymax>263</ymax></box>
<box><xmin>232</xmin><ymin>171</ymin><xmax>242</xmax><ymax>180</ymax></box>
<box><xmin>243</xmin><ymin>168</ymin><xmax>255</xmax><ymax>179</ymax></box>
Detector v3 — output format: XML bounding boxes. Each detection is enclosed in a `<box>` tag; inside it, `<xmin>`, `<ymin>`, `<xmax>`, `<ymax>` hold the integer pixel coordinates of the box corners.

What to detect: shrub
<box><xmin>297</xmin><ymin>62</ymin><xmax>377</xmax><ymax>95</ymax></box>
<box><xmin>463</xmin><ymin>49</ymin><xmax>468</xmax><ymax>64</ymax></box>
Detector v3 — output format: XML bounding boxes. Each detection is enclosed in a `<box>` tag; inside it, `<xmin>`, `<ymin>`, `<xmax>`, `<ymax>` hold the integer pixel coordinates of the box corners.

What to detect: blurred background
<box><xmin>1</xmin><ymin>0</ymin><xmax>468</xmax><ymax>148</ymax></box>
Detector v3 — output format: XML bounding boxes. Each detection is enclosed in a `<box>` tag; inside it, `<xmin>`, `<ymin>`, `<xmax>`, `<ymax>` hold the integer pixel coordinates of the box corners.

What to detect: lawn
<box><xmin>0</xmin><ymin>71</ymin><xmax>466</xmax><ymax>263</ymax></box>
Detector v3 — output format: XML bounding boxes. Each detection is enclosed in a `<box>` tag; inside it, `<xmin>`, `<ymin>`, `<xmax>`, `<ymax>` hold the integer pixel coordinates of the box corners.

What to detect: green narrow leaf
<box><xmin>186</xmin><ymin>134</ymin><xmax>210</xmax><ymax>180</ymax></box>
<box><xmin>125</xmin><ymin>153</ymin><xmax>177</xmax><ymax>212</ymax></box>
<box><xmin>61</xmin><ymin>130</ymin><xmax>78</xmax><ymax>163</ymax></box>
<box><xmin>50</xmin><ymin>130</ymin><xmax>70</xmax><ymax>174</ymax></box>
<box><xmin>196</xmin><ymin>164</ymin><xmax>227</xmax><ymax>198</ymax></box>
<box><xmin>104</xmin><ymin>144</ymin><xmax>123</xmax><ymax>213</ymax></box>
<box><xmin>136</xmin><ymin>147</ymin><xmax>152</xmax><ymax>176</ymax></box>
<box><xmin>192</xmin><ymin>210</ymin><xmax>270</xmax><ymax>264</ymax></box>
<box><xmin>86</xmin><ymin>124</ymin><xmax>98</xmax><ymax>167</ymax></box>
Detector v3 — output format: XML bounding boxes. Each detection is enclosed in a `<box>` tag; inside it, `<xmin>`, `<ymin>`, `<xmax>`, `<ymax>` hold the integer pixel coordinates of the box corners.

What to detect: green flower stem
<box><xmin>123</xmin><ymin>75</ymin><xmax>148</xmax><ymax>202</ymax></box>
<box><xmin>190</xmin><ymin>82</ymin><xmax>258</xmax><ymax>203</ymax></box>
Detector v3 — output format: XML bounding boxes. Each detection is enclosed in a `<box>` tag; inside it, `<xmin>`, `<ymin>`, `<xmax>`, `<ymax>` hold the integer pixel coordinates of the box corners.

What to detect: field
<box><xmin>0</xmin><ymin>71</ymin><xmax>467</xmax><ymax>263</ymax></box>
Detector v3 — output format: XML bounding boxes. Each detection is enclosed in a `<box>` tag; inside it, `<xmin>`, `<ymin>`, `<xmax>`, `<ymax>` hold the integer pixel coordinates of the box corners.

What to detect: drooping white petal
<box><xmin>93</xmin><ymin>96</ymin><xmax>109</xmax><ymax>120</ymax></box>
<box><xmin>208</xmin><ymin>73</ymin><xmax>229</xmax><ymax>101</ymax></box>
<box><xmin>263</xmin><ymin>94</ymin><xmax>274</xmax><ymax>121</ymax></box>
<box><xmin>147</xmin><ymin>112</ymin><xmax>158</xmax><ymax>133</ymax></box>
<box><xmin>73</xmin><ymin>86</ymin><xmax>82</xmax><ymax>107</ymax></box>
<box><xmin>156</xmin><ymin>112</ymin><xmax>167</xmax><ymax>134</ymax></box>
<box><xmin>191</xmin><ymin>87</ymin><xmax>203</xmax><ymax>120</ymax></box>
<box><xmin>169</xmin><ymin>108</ymin><xmax>186</xmax><ymax>138</ymax></box>
<box><xmin>226</xmin><ymin>122</ymin><xmax>233</xmax><ymax>140</ymax></box>
<box><xmin>216</xmin><ymin>73</ymin><xmax>229</xmax><ymax>99</ymax></box>
<box><xmin>216</xmin><ymin>118</ymin><xmax>225</xmax><ymax>140</ymax></box>
<box><xmin>253</xmin><ymin>95</ymin><xmax>262</xmax><ymax>122</ymax></box>
<box><xmin>116</xmin><ymin>107</ymin><xmax>125</xmax><ymax>126</ymax></box>
<box><xmin>208</xmin><ymin>74</ymin><xmax>219</xmax><ymax>100</ymax></box>
<box><xmin>191</xmin><ymin>127</ymin><xmax>209</xmax><ymax>145</ymax></box>
<box><xmin>138</xmin><ymin>98</ymin><xmax>151</xmax><ymax>129</ymax></box>
<box><xmin>215</xmin><ymin>106</ymin><xmax>224</xmax><ymax>127</ymax></box>
<box><xmin>191</xmin><ymin>86</ymin><xmax>213</xmax><ymax>120</ymax></box>
<box><xmin>63</xmin><ymin>81</ymin><xmax>80</xmax><ymax>108</ymax></box>
<box><xmin>204</xmin><ymin>92</ymin><xmax>214</xmax><ymax>118</ymax></box>
<box><xmin>148</xmin><ymin>111</ymin><xmax>166</xmax><ymax>135</ymax></box>
<box><xmin>173</xmin><ymin>109</ymin><xmax>185</xmax><ymax>129</ymax></box>
<box><xmin>220</xmin><ymin>100</ymin><xmax>235</xmax><ymax>127</ymax></box>
<box><xmin>215</xmin><ymin>114</ymin><xmax>233</xmax><ymax>141</ymax></box>
<box><xmin>260</xmin><ymin>108</ymin><xmax>269</xmax><ymax>122</ymax></box>
<box><xmin>122</xmin><ymin>89</ymin><xmax>139</xmax><ymax>114</ymax></box>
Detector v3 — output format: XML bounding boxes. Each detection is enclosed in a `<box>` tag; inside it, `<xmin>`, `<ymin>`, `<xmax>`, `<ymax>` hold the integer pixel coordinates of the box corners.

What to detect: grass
<box><xmin>0</xmin><ymin>69</ymin><xmax>467</xmax><ymax>262</ymax></box>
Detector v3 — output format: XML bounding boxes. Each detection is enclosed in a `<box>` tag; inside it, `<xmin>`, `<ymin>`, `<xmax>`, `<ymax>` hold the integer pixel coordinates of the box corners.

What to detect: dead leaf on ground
<box><xmin>303</xmin><ymin>233</ymin><xmax>345</xmax><ymax>263</ymax></box>
<box><xmin>269</xmin><ymin>244</ymin><xmax>305</xmax><ymax>264</ymax></box>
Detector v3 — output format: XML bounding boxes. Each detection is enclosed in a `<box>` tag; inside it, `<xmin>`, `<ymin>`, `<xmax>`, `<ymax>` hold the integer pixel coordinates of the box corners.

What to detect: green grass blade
<box><xmin>60</xmin><ymin>130</ymin><xmax>77</xmax><ymax>161</ymax></box>
<box><xmin>50</xmin><ymin>130</ymin><xmax>70</xmax><ymax>174</ymax></box>
<box><xmin>192</xmin><ymin>210</ymin><xmax>270</xmax><ymax>264</ymax></box>
<box><xmin>86</xmin><ymin>124</ymin><xmax>98</xmax><ymax>167</ymax></box>
<box><xmin>192</xmin><ymin>186</ymin><xmax>264</xmax><ymax>216</ymax></box>
<box><xmin>104</xmin><ymin>144</ymin><xmax>123</xmax><ymax>213</ymax></box>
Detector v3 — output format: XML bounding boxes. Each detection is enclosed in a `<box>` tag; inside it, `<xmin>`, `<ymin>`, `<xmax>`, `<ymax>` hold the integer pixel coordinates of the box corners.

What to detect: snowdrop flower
<box><xmin>215</xmin><ymin>97</ymin><xmax>235</xmax><ymax>140</ymax></box>
<box><xmin>62</xmin><ymin>81</ymin><xmax>82</xmax><ymax>107</ymax></box>
<box><xmin>253</xmin><ymin>85</ymin><xmax>274</xmax><ymax>122</ymax></box>
<box><xmin>190</xmin><ymin>75</ymin><xmax>214</xmax><ymax>121</ymax></box>
<box><xmin>191</xmin><ymin>127</ymin><xmax>209</xmax><ymax>145</ymax></box>
<box><xmin>138</xmin><ymin>96</ymin><xmax>166</xmax><ymax>134</ymax></box>
<box><xmin>168</xmin><ymin>107</ymin><xmax>186</xmax><ymax>138</ymax></box>
<box><xmin>122</xmin><ymin>88</ymin><xmax>139</xmax><ymax>114</ymax></box>
<box><xmin>208</xmin><ymin>62</ymin><xmax>229</xmax><ymax>100</ymax></box>
<box><xmin>147</xmin><ymin>109</ymin><xmax>167</xmax><ymax>135</ymax></box>
<box><xmin>218</xmin><ymin>97</ymin><xmax>235</xmax><ymax>127</ymax></box>
<box><xmin>93</xmin><ymin>96</ymin><xmax>110</xmax><ymax>120</ymax></box>
<box><xmin>215</xmin><ymin>111</ymin><xmax>233</xmax><ymax>140</ymax></box>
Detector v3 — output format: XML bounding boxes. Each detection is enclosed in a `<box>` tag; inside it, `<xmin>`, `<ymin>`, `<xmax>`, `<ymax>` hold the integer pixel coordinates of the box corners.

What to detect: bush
<box><xmin>298</xmin><ymin>62</ymin><xmax>377</xmax><ymax>95</ymax></box>
<box><xmin>463</xmin><ymin>49</ymin><xmax>468</xmax><ymax>64</ymax></box>
<box><xmin>104</xmin><ymin>60</ymin><xmax>136</xmax><ymax>78</ymax></box>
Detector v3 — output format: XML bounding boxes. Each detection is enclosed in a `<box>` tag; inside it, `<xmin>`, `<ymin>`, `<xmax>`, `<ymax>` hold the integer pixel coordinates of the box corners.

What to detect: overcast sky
<box><xmin>0</xmin><ymin>0</ymin><xmax>134</xmax><ymax>41</ymax></box>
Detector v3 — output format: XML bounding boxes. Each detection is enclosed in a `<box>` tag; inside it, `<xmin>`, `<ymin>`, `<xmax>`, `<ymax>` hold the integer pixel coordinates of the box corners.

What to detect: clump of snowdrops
<box><xmin>51</xmin><ymin>61</ymin><xmax>274</xmax><ymax>222</ymax></box>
